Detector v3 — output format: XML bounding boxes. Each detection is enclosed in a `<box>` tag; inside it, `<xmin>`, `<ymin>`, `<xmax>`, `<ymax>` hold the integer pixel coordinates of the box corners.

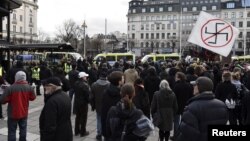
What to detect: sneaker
<box><xmin>96</xmin><ymin>134</ymin><xmax>102</xmax><ymax>140</ymax></box>
<box><xmin>80</xmin><ymin>131</ymin><xmax>89</xmax><ymax>137</ymax></box>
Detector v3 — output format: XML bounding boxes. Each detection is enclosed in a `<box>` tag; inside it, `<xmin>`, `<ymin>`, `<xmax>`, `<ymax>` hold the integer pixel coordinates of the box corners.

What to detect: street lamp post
<box><xmin>82</xmin><ymin>20</ymin><xmax>87</xmax><ymax>58</ymax></box>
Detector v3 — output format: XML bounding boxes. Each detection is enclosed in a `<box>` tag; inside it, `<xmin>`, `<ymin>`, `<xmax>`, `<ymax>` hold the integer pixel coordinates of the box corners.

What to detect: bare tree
<box><xmin>91</xmin><ymin>38</ymin><xmax>104</xmax><ymax>54</ymax></box>
<box><xmin>55</xmin><ymin>19</ymin><xmax>82</xmax><ymax>48</ymax></box>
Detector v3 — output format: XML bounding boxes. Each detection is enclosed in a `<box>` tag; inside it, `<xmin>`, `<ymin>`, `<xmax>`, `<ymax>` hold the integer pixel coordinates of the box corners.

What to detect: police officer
<box><xmin>64</xmin><ymin>59</ymin><xmax>72</xmax><ymax>74</ymax></box>
<box><xmin>31</xmin><ymin>63</ymin><xmax>41</xmax><ymax>95</ymax></box>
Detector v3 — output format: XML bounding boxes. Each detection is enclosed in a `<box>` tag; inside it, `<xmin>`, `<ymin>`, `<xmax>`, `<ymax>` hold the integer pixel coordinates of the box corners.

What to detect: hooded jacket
<box><xmin>0</xmin><ymin>71</ymin><xmax>36</xmax><ymax>119</ymax></box>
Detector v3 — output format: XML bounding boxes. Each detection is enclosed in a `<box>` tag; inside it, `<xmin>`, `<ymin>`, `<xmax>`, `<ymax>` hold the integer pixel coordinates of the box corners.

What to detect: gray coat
<box><xmin>151</xmin><ymin>88</ymin><xmax>178</xmax><ymax>131</ymax></box>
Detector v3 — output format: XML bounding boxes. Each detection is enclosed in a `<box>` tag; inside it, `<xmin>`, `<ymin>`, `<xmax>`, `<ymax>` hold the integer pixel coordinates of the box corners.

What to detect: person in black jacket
<box><xmin>215</xmin><ymin>72</ymin><xmax>238</xmax><ymax>125</ymax></box>
<box><xmin>133</xmin><ymin>78</ymin><xmax>150</xmax><ymax>118</ymax></box>
<box><xmin>106</xmin><ymin>83</ymin><xmax>145</xmax><ymax>141</ymax></box>
<box><xmin>176</xmin><ymin>77</ymin><xmax>228</xmax><ymax>141</ymax></box>
<box><xmin>172</xmin><ymin>72</ymin><xmax>193</xmax><ymax>140</ymax></box>
<box><xmin>68</xmin><ymin>63</ymin><xmax>79</xmax><ymax>100</ymax></box>
<box><xmin>101</xmin><ymin>71</ymin><xmax>124</xmax><ymax>140</ymax></box>
<box><xmin>39</xmin><ymin>77</ymin><xmax>73</xmax><ymax>141</ymax></box>
<box><xmin>74</xmin><ymin>72</ymin><xmax>90</xmax><ymax>137</ymax></box>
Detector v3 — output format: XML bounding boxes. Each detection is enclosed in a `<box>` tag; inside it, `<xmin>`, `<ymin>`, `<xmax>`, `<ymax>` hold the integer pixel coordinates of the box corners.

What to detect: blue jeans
<box><xmin>8</xmin><ymin>117</ymin><xmax>27</xmax><ymax>141</ymax></box>
<box><xmin>96</xmin><ymin>113</ymin><xmax>102</xmax><ymax>136</ymax></box>
<box><xmin>173</xmin><ymin>114</ymin><xmax>181</xmax><ymax>137</ymax></box>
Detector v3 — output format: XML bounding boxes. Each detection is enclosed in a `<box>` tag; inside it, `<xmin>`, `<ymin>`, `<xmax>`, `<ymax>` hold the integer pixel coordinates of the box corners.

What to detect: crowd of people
<box><xmin>0</xmin><ymin>57</ymin><xmax>250</xmax><ymax>141</ymax></box>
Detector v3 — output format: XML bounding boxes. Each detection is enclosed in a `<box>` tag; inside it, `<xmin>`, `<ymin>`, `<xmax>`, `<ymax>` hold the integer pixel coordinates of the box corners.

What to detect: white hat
<box><xmin>78</xmin><ymin>72</ymin><xmax>89</xmax><ymax>78</ymax></box>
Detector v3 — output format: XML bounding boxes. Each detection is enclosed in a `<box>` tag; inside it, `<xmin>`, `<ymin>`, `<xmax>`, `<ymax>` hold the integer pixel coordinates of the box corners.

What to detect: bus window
<box><xmin>106</xmin><ymin>56</ymin><xmax>116</xmax><ymax>61</ymax></box>
<box><xmin>117</xmin><ymin>55</ymin><xmax>133</xmax><ymax>62</ymax></box>
<box><xmin>46</xmin><ymin>53</ymin><xmax>65</xmax><ymax>63</ymax></box>
<box><xmin>156</xmin><ymin>56</ymin><xmax>164</xmax><ymax>61</ymax></box>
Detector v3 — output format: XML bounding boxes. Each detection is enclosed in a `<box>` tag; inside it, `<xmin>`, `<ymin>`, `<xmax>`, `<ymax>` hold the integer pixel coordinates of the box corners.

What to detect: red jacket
<box><xmin>1</xmin><ymin>81</ymin><xmax>36</xmax><ymax>119</ymax></box>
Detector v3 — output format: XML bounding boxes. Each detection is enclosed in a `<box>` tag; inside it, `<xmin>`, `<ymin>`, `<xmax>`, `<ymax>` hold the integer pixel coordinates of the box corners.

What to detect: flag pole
<box><xmin>244</xmin><ymin>0</ymin><xmax>247</xmax><ymax>59</ymax></box>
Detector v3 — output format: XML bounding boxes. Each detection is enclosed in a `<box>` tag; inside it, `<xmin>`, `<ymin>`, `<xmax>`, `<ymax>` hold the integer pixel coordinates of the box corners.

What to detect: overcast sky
<box><xmin>37</xmin><ymin>0</ymin><xmax>129</xmax><ymax>37</ymax></box>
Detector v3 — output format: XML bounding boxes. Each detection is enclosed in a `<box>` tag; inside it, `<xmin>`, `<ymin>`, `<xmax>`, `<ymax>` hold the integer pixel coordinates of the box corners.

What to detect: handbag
<box><xmin>153</xmin><ymin>94</ymin><xmax>162</xmax><ymax>127</ymax></box>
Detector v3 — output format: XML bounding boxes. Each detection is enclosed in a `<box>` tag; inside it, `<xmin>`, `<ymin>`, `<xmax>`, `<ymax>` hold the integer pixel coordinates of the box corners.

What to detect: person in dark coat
<box><xmin>144</xmin><ymin>68</ymin><xmax>161</xmax><ymax>104</ymax></box>
<box><xmin>106</xmin><ymin>83</ymin><xmax>146</xmax><ymax>141</ymax></box>
<box><xmin>68</xmin><ymin>63</ymin><xmax>79</xmax><ymax>100</ymax></box>
<box><xmin>39</xmin><ymin>77</ymin><xmax>73</xmax><ymax>141</ymax></box>
<box><xmin>88</xmin><ymin>63</ymin><xmax>98</xmax><ymax>85</ymax></box>
<box><xmin>242</xmin><ymin>88</ymin><xmax>250</xmax><ymax>125</ymax></box>
<box><xmin>90</xmin><ymin>69</ymin><xmax>110</xmax><ymax>140</ymax></box>
<box><xmin>151</xmin><ymin>80</ymin><xmax>178</xmax><ymax>141</ymax></box>
<box><xmin>74</xmin><ymin>72</ymin><xmax>90</xmax><ymax>137</ymax></box>
<box><xmin>215</xmin><ymin>72</ymin><xmax>238</xmax><ymax>125</ymax></box>
<box><xmin>101</xmin><ymin>71</ymin><xmax>124</xmax><ymax>140</ymax></box>
<box><xmin>133</xmin><ymin>78</ymin><xmax>150</xmax><ymax>118</ymax></box>
<box><xmin>172</xmin><ymin>72</ymin><xmax>193</xmax><ymax>139</ymax></box>
<box><xmin>54</xmin><ymin>68</ymin><xmax>70</xmax><ymax>92</ymax></box>
<box><xmin>6</xmin><ymin>61</ymin><xmax>29</xmax><ymax>84</ymax></box>
<box><xmin>176</xmin><ymin>77</ymin><xmax>228</xmax><ymax>141</ymax></box>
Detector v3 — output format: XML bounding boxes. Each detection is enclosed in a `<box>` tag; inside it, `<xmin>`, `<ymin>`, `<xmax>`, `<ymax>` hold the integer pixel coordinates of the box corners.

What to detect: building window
<box><xmin>146</xmin><ymin>16</ymin><xmax>149</xmax><ymax>21</ymax></box>
<box><xmin>141</xmin><ymin>25</ymin><xmax>144</xmax><ymax>30</ymax></box>
<box><xmin>141</xmin><ymin>33</ymin><xmax>144</xmax><ymax>39</ymax></box>
<box><xmin>231</xmin><ymin>22</ymin><xmax>235</xmax><ymax>26</ymax></box>
<box><xmin>146</xmin><ymin>24</ymin><xmax>149</xmax><ymax>30</ymax></box>
<box><xmin>142</xmin><ymin>8</ymin><xmax>146</xmax><ymax>13</ymax></box>
<box><xmin>132</xmin><ymin>33</ymin><xmax>135</xmax><ymax>39</ymax></box>
<box><xmin>231</xmin><ymin>12</ymin><xmax>235</xmax><ymax>18</ymax></box>
<box><xmin>150</xmin><ymin>8</ymin><xmax>154</xmax><ymax>12</ymax></box>
<box><xmin>202</xmin><ymin>6</ymin><xmax>207</xmax><ymax>11</ymax></box>
<box><xmin>239</xmin><ymin>12</ymin><xmax>243</xmax><ymax>18</ymax></box>
<box><xmin>30</xmin><ymin>28</ymin><xmax>32</xmax><ymax>34</ymax></box>
<box><xmin>156</xmin><ymin>24</ymin><xmax>160</xmax><ymax>30</ymax></box>
<box><xmin>239</xmin><ymin>32</ymin><xmax>243</xmax><ymax>38</ymax></box>
<box><xmin>151</xmin><ymin>16</ymin><xmax>155</xmax><ymax>20</ymax></box>
<box><xmin>141</xmin><ymin>42</ymin><xmax>144</xmax><ymax>48</ymax></box>
<box><xmin>192</xmin><ymin>7</ymin><xmax>197</xmax><ymax>11</ymax></box>
<box><xmin>167</xmin><ymin>33</ymin><xmax>170</xmax><ymax>39</ymax></box>
<box><xmin>162</xmin><ymin>24</ymin><xmax>165</xmax><ymax>30</ymax></box>
<box><xmin>128</xmin><ymin>26</ymin><xmax>130</xmax><ymax>31</ymax></box>
<box><xmin>159</xmin><ymin>7</ymin><xmax>163</xmax><ymax>12</ymax></box>
<box><xmin>238</xmin><ymin>42</ymin><xmax>243</xmax><ymax>48</ymax></box>
<box><xmin>20</xmin><ymin>15</ymin><xmax>22</xmax><ymax>21</ymax></box>
<box><xmin>168</xmin><ymin>7</ymin><xmax>172</xmax><ymax>11</ymax></box>
<box><xmin>167</xmin><ymin>24</ymin><xmax>171</xmax><ymax>29</ymax></box>
<box><xmin>173</xmin><ymin>23</ymin><xmax>177</xmax><ymax>29</ymax></box>
<box><xmin>132</xmin><ymin>25</ymin><xmax>135</xmax><ymax>30</ymax></box>
<box><xmin>173</xmin><ymin>33</ymin><xmax>176</xmax><ymax>37</ymax></box>
<box><xmin>30</xmin><ymin>17</ymin><xmax>33</xmax><ymax>23</ymax></box>
<box><xmin>239</xmin><ymin>21</ymin><xmax>243</xmax><ymax>27</ymax></box>
<box><xmin>132</xmin><ymin>9</ymin><xmax>136</xmax><ymax>13</ymax></box>
<box><xmin>151</xmin><ymin>33</ymin><xmax>154</xmax><ymax>39</ymax></box>
<box><xmin>13</xmin><ymin>13</ymin><xmax>16</xmax><ymax>20</ymax></box>
<box><xmin>13</xmin><ymin>25</ymin><xmax>16</xmax><ymax>32</ymax></box>
<box><xmin>212</xmin><ymin>6</ymin><xmax>217</xmax><ymax>10</ymax></box>
<box><xmin>247</xmin><ymin>32</ymin><xmax>250</xmax><ymax>38</ymax></box>
<box><xmin>156</xmin><ymin>33</ymin><xmax>159</xmax><ymax>39</ymax></box>
<box><xmin>224</xmin><ymin>12</ymin><xmax>228</xmax><ymax>18</ymax></box>
<box><xmin>20</xmin><ymin>26</ymin><xmax>22</xmax><ymax>33</ymax></box>
<box><xmin>173</xmin><ymin>15</ymin><xmax>177</xmax><ymax>20</ymax></box>
<box><xmin>247</xmin><ymin>21</ymin><xmax>250</xmax><ymax>27</ymax></box>
<box><xmin>162</xmin><ymin>33</ymin><xmax>165</xmax><ymax>39</ymax></box>
<box><xmin>156</xmin><ymin>16</ymin><xmax>160</xmax><ymax>20</ymax></box>
<box><xmin>146</xmin><ymin>33</ymin><xmax>149</xmax><ymax>39</ymax></box>
<box><xmin>248</xmin><ymin>12</ymin><xmax>250</xmax><ymax>17</ymax></box>
<box><xmin>141</xmin><ymin>16</ymin><xmax>145</xmax><ymax>21</ymax></box>
<box><xmin>151</xmin><ymin>24</ymin><xmax>154</xmax><ymax>30</ymax></box>
<box><xmin>200</xmin><ymin>1</ymin><xmax>204</xmax><ymax>4</ymax></box>
<box><xmin>128</xmin><ymin>10</ymin><xmax>131</xmax><ymax>13</ymax></box>
<box><xmin>162</xmin><ymin>15</ymin><xmax>166</xmax><ymax>20</ymax></box>
<box><xmin>183</xmin><ymin>7</ymin><xmax>187</xmax><ymax>12</ymax></box>
<box><xmin>227</xmin><ymin>3</ymin><xmax>235</xmax><ymax>8</ymax></box>
<box><xmin>161</xmin><ymin>42</ymin><xmax>165</xmax><ymax>48</ymax></box>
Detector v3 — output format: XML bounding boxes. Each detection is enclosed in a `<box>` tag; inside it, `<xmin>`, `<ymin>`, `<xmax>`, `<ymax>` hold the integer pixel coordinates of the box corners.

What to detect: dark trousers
<box><xmin>0</xmin><ymin>103</ymin><xmax>2</xmax><ymax>118</ymax></box>
<box><xmin>75</xmin><ymin>104</ymin><xmax>88</xmax><ymax>135</ymax></box>
<box><xmin>8</xmin><ymin>117</ymin><xmax>27</xmax><ymax>141</ymax></box>
<box><xmin>159</xmin><ymin>130</ymin><xmax>170</xmax><ymax>141</ymax></box>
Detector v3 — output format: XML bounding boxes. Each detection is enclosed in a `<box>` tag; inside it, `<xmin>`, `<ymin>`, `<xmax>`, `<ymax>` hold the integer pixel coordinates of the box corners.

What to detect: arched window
<box><xmin>141</xmin><ymin>42</ymin><xmax>144</xmax><ymax>48</ymax></box>
<box><xmin>161</xmin><ymin>42</ymin><xmax>165</xmax><ymax>48</ymax></box>
<box><xmin>146</xmin><ymin>42</ymin><xmax>149</xmax><ymax>48</ymax></box>
<box><xmin>156</xmin><ymin>42</ymin><xmax>159</xmax><ymax>48</ymax></box>
<box><xmin>167</xmin><ymin>42</ymin><xmax>170</xmax><ymax>48</ymax></box>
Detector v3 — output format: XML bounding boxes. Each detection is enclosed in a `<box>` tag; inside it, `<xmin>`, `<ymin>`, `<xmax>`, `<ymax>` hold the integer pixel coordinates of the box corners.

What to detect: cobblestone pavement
<box><xmin>0</xmin><ymin>94</ymin><xmax>165</xmax><ymax>141</ymax></box>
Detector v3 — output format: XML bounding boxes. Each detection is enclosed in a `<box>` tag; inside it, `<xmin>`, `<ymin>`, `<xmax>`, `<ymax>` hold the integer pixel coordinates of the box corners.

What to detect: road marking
<box><xmin>0</xmin><ymin>127</ymin><xmax>40</xmax><ymax>141</ymax></box>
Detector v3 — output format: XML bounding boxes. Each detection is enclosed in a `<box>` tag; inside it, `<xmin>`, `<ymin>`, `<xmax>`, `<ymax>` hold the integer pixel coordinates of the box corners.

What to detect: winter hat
<box><xmin>15</xmin><ymin>71</ymin><xmax>26</xmax><ymax>82</ymax></box>
<box><xmin>43</xmin><ymin>77</ymin><xmax>62</xmax><ymax>86</ymax></box>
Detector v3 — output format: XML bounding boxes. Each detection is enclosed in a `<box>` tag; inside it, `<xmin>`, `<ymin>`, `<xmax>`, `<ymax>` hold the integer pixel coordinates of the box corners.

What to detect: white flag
<box><xmin>188</xmin><ymin>11</ymin><xmax>239</xmax><ymax>57</ymax></box>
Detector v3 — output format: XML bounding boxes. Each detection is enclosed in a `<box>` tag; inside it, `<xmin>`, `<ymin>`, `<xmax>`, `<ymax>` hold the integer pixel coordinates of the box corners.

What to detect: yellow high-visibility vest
<box><xmin>64</xmin><ymin>63</ymin><xmax>72</xmax><ymax>73</ymax></box>
<box><xmin>32</xmin><ymin>67</ymin><xmax>40</xmax><ymax>80</ymax></box>
<box><xmin>0</xmin><ymin>67</ymin><xmax>2</xmax><ymax>76</ymax></box>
